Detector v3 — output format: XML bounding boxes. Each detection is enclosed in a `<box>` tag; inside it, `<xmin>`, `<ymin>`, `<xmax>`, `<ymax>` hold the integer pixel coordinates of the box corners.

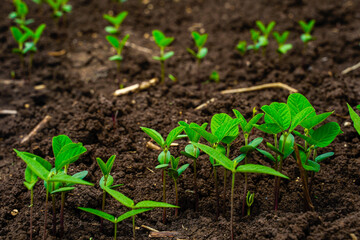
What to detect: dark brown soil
<box><xmin>1</xmin><ymin>0</ymin><xmax>360</xmax><ymax>239</ymax></box>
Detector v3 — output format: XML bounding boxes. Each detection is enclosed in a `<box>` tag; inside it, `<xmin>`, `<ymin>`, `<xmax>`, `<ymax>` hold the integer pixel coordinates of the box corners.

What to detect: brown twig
<box><xmin>47</xmin><ymin>49</ymin><xmax>66</xmax><ymax>57</ymax></box>
<box><xmin>141</xmin><ymin>225</ymin><xmax>159</xmax><ymax>232</ymax></box>
<box><xmin>146</xmin><ymin>141</ymin><xmax>178</xmax><ymax>151</ymax></box>
<box><xmin>113</xmin><ymin>78</ymin><xmax>159</xmax><ymax>96</ymax></box>
<box><xmin>341</xmin><ymin>62</ymin><xmax>360</xmax><ymax>75</ymax></box>
<box><xmin>221</xmin><ymin>82</ymin><xmax>298</xmax><ymax>95</ymax></box>
<box><xmin>195</xmin><ymin>98</ymin><xmax>216</xmax><ymax>110</ymax></box>
<box><xmin>149</xmin><ymin>231</ymin><xmax>180</xmax><ymax>238</ymax></box>
<box><xmin>21</xmin><ymin>115</ymin><xmax>52</xmax><ymax>144</ymax></box>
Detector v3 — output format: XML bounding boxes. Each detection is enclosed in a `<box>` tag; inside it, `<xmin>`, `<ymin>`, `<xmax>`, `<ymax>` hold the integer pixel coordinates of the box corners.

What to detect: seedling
<box><xmin>79</xmin><ymin>187</ymin><xmax>178</xmax><ymax>239</ymax></box>
<box><xmin>187</xmin><ymin>31</ymin><xmax>208</xmax><ymax>66</ymax></box>
<box><xmin>246</xmin><ymin>191</ymin><xmax>254</xmax><ymax>216</ymax></box>
<box><xmin>192</xmin><ymin>142</ymin><xmax>288</xmax><ymax>240</ymax></box>
<box><xmin>236</xmin><ymin>40</ymin><xmax>247</xmax><ymax>55</ymax></box>
<box><xmin>14</xmin><ymin>136</ymin><xmax>94</xmax><ymax>240</ymax></box>
<box><xmin>9</xmin><ymin>0</ymin><xmax>34</xmax><ymax>26</ymax></box>
<box><xmin>10</xmin><ymin>26</ymin><xmax>31</xmax><ymax>68</ymax></box>
<box><xmin>106</xmin><ymin>34</ymin><xmax>130</xmax><ymax>75</ymax></box>
<box><xmin>96</xmin><ymin>155</ymin><xmax>123</xmax><ymax>229</ymax></box>
<box><xmin>347</xmin><ymin>103</ymin><xmax>360</xmax><ymax>135</ymax></box>
<box><xmin>299</xmin><ymin>20</ymin><xmax>315</xmax><ymax>45</ymax></box>
<box><xmin>140</xmin><ymin>126</ymin><xmax>184</xmax><ymax>223</ymax></box>
<box><xmin>46</xmin><ymin>0</ymin><xmax>72</xmax><ymax>19</ymax></box>
<box><xmin>168</xmin><ymin>156</ymin><xmax>189</xmax><ymax>216</ymax></box>
<box><xmin>103</xmin><ymin>11</ymin><xmax>128</xmax><ymax>35</ymax></box>
<box><xmin>179</xmin><ymin>121</ymin><xmax>207</xmax><ymax>211</ymax></box>
<box><xmin>209</xmin><ymin>71</ymin><xmax>220</xmax><ymax>83</ymax></box>
<box><xmin>168</xmin><ymin>74</ymin><xmax>177</xmax><ymax>82</ymax></box>
<box><xmin>255</xmin><ymin>21</ymin><xmax>276</xmax><ymax>52</ymax></box>
<box><xmin>247</xmin><ymin>29</ymin><xmax>261</xmax><ymax>52</ymax></box>
<box><xmin>152</xmin><ymin>30</ymin><xmax>174</xmax><ymax>83</ymax></box>
<box><xmin>273</xmin><ymin>31</ymin><xmax>293</xmax><ymax>55</ymax></box>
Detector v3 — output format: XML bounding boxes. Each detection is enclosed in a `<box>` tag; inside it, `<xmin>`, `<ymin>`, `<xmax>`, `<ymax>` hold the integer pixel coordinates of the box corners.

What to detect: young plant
<box><xmin>179</xmin><ymin>121</ymin><xmax>208</xmax><ymax>211</ymax></box>
<box><xmin>9</xmin><ymin>0</ymin><xmax>34</xmax><ymax>26</ymax></box>
<box><xmin>79</xmin><ymin>187</ymin><xmax>178</xmax><ymax>239</ymax></box>
<box><xmin>192</xmin><ymin>142</ymin><xmax>289</xmax><ymax>240</ymax></box>
<box><xmin>247</xmin><ymin>29</ymin><xmax>261</xmax><ymax>52</ymax></box>
<box><xmin>299</xmin><ymin>20</ymin><xmax>315</xmax><ymax>45</ymax></box>
<box><xmin>190</xmin><ymin>115</ymin><xmax>242</xmax><ymax>218</ymax></box>
<box><xmin>10</xmin><ymin>26</ymin><xmax>32</xmax><ymax>68</ymax></box>
<box><xmin>140</xmin><ymin>126</ymin><xmax>184</xmax><ymax>223</ymax></box>
<box><xmin>233</xmin><ymin>108</ymin><xmax>263</xmax><ymax>216</ymax></box>
<box><xmin>187</xmin><ymin>31</ymin><xmax>208</xmax><ymax>66</ymax></box>
<box><xmin>273</xmin><ymin>31</ymin><xmax>293</xmax><ymax>55</ymax></box>
<box><xmin>236</xmin><ymin>40</ymin><xmax>247</xmax><ymax>56</ymax></box>
<box><xmin>168</xmin><ymin>156</ymin><xmax>189</xmax><ymax>217</ymax></box>
<box><xmin>246</xmin><ymin>191</ymin><xmax>254</xmax><ymax>216</ymax></box>
<box><xmin>255</xmin><ymin>20</ymin><xmax>276</xmax><ymax>52</ymax></box>
<box><xmin>96</xmin><ymin>155</ymin><xmax>123</xmax><ymax>229</ymax></box>
<box><xmin>209</xmin><ymin>70</ymin><xmax>220</xmax><ymax>83</ymax></box>
<box><xmin>14</xmin><ymin>140</ymin><xmax>94</xmax><ymax>240</ymax></box>
<box><xmin>347</xmin><ymin>103</ymin><xmax>360</xmax><ymax>135</ymax></box>
<box><xmin>106</xmin><ymin>34</ymin><xmax>130</xmax><ymax>75</ymax></box>
<box><xmin>103</xmin><ymin>11</ymin><xmax>128</xmax><ymax>35</ymax></box>
<box><xmin>46</xmin><ymin>0</ymin><xmax>72</xmax><ymax>19</ymax></box>
<box><xmin>152</xmin><ymin>30</ymin><xmax>174</xmax><ymax>83</ymax></box>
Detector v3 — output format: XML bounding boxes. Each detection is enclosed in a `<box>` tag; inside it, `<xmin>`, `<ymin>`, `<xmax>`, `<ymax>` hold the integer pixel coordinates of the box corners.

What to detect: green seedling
<box><xmin>273</xmin><ymin>31</ymin><xmax>293</xmax><ymax>55</ymax></box>
<box><xmin>255</xmin><ymin>21</ymin><xmax>276</xmax><ymax>52</ymax></box>
<box><xmin>233</xmin><ymin>108</ymin><xmax>263</xmax><ymax>216</ymax></box>
<box><xmin>168</xmin><ymin>156</ymin><xmax>189</xmax><ymax>217</ymax></box>
<box><xmin>190</xmin><ymin>114</ymin><xmax>242</xmax><ymax>218</ymax></box>
<box><xmin>299</xmin><ymin>20</ymin><xmax>315</xmax><ymax>44</ymax></box>
<box><xmin>140</xmin><ymin>126</ymin><xmax>184</xmax><ymax>223</ymax></box>
<box><xmin>168</xmin><ymin>74</ymin><xmax>177</xmax><ymax>82</ymax></box>
<box><xmin>247</xmin><ymin>29</ymin><xmax>261</xmax><ymax>52</ymax></box>
<box><xmin>347</xmin><ymin>103</ymin><xmax>360</xmax><ymax>135</ymax></box>
<box><xmin>9</xmin><ymin>0</ymin><xmax>34</xmax><ymax>26</ymax></box>
<box><xmin>187</xmin><ymin>31</ymin><xmax>208</xmax><ymax>66</ymax></box>
<box><xmin>46</xmin><ymin>0</ymin><xmax>72</xmax><ymax>19</ymax></box>
<box><xmin>14</xmin><ymin>136</ymin><xmax>94</xmax><ymax>240</ymax></box>
<box><xmin>152</xmin><ymin>30</ymin><xmax>174</xmax><ymax>83</ymax></box>
<box><xmin>10</xmin><ymin>26</ymin><xmax>32</xmax><ymax>69</ymax></box>
<box><xmin>236</xmin><ymin>40</ymin><xmax>247</xmax><ymax>55</ymax></box>
<box><xmin>246</xmin><ymin>191</ymin><xmax>254</xmax><ymax>216</ymax></box>
<box><xmin>179</xmin><ymin>121</ymin><xmax>208</xmax><ymax>211</ymax></box>
<box><xmin>209</xmin><ymin>71</ymin><xmax>220</xmax><ymax>83</ymax></box>
<box><xmin>79</xmin><ymin>187</ymin><xmax>178</xmax><ymax>239</ymax></box>
<box><xmin>96</xmin><ymin>155</ymin><xmax>123</xmax><ymax>229</ymax></box>
<box><xmin>192</xmin><ymin>142</ymin><xmax>288</xmax><ymax>240</ymax></box>
<box><xmin>103</xmin><ymin>11</ymin><xmax>128</xmax><ymax>35</ymax></box>
<box><xmin>32</xmin><ymin>0</ymin><xmax>45</xmax><ymax>4</ymax></box>
<box><xmin>106</xmin><ymin>34</ymin><xmax>130</xmax><ymax>75</ymax></box>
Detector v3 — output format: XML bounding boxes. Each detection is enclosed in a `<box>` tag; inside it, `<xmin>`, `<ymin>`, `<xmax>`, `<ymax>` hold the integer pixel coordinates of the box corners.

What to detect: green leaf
<box><xmin>135</xmin><ymin>200</ymin><xmax>179</xmax><ymax>209</ymax></box>
<box><xmin>105</xmin><ymin>26</ymin><xmax>118</xmax><ymax>34</ymax></box>
<box><xmin>233</xmin><ymin>153</ymin><xmax>246</xmax><ymax>164</ymax></box>
<box><xmin>109</xmin><ymin>55</ymin><xmax>123</xmax><ymax>62</ymax></box>
<box><xmin>158</xmin><ymin>151</ymin><xmax>171</xmax><ymax>164</ymax></box>
<box><xmin>152</xmin><ymin>56</ymin><xmax>162</xmax><ymax>61</ymax></box>
<box><xmin>290</xmin><ymin>107</ymin><xmax>315</xmax><ymax>132</ymax></box>
<box><xmin>266</xmin><ymin>142</ymin><xmax>284</xmax><ymax>157</ymax></box>
<box><xmin>256</xmin><ymin>148</ymin><xmax>276</xmax><ymax>163</ymax></box>
<box><xmin>48</xmin><ymin>174</ymin><xmax>94</xmax><ymax>186</ymax></box>
<box><xmin>115</xmin><ymin>11</ymin><xmax>128</xmax><ymax>26</ymax></box>
<box><xmin>52</xmin><ymin>135</ymin><xmax>73</xmax><ymax>158</ymax></box>
<box><xmin>119</xmin><ymin>34</ymin><xmax>130</xmax><ymax>50</ymax></box>
<box><xmin>24</xmin><ymin>181</ymin><xmax>36</xmax><ymax>190</ymax></box>
<box><xmin>308</xmin><ymin>122</ymin><xmax>341</xmax><ymax>147</ymax></box>
<box><xmin>116</xmin><ymin>208</ymin><xmax>152</xmax><ymax>223</ymax></box>
<box><xmin>152</xmin><ymin>30</ymin><xmax>165</xmax><ymax>46</ymax></box>
<box><xmin>155</xmin><ymin>163</ymin><xmax>169</xmax><ymax>169</ymax></box>
<box><xmin>100</xmin><ymin>175</ymin><xmax>114</xmax><ymax>189</ymax></box>
<box><xmin>278</xmin><ymin>44</ymin><xmax>293</xmax><ymax>54</ymax></box>
<box><xmin>162</xmin><ymin>51</ymin><xmax>174</xmax><ymax>60</ymax></box>
<box><xmin>255</xmin><ymin>123</ymin><xmax>282</xmax><ymax>134</ymax></box>
<box><xmin>236</xmin><ymin>41</ymin><xmax>247</xmax><ymax>55</ymax></box>
<box><xmin>279</xmin><ymin>134</ymin><xmax>294</xmax><ymax>159</ymax></box>
<box><xmin>103</xmin><ymin>14</ymin><xmax>118</xmax><ymax>26</ymax></box>
<box><xmin>187</xmin><ymin>48</ymin><xmax>197</xmax><ymax>57</ymax></box>
<box><xmin>287</xmin><ymin>93</ymin><xmax>315</xmax><ymax>120</ymax></box>
<box><xmin>22</xmin><ymin>152</ymin><xmax>52</xmax><ymax>170</ymax></box>
<box><xmin>232</xmin><ymin>109</ymin><xmax>247</xmax><ymax>131</ymax></box>
<box><xmin>178</xmin><ymin>121</ymin><xmax>205</xmax><ymax>143</ymax></box>
<box><xmin>262</xmin><ymin>102</ymin><xmax>291</xmax><ymax>131</ymax></box>
<box><xmin>140</xmin><ymin>127</ymin><xmax>165</xmax><ymax>148</ymax></box>
<box><xmin>51</xmin><ymin>187</ymin><xmax>75</xmax><ymax>194</ymax></box>
<box><xmin>55</xmin><ymin>143</ymin><xmax>87</xmax><ymax>171</ymax></box>
<box><xmin>104</xmin><ymin>187</ymin><xmax>134</xmax><ymax>208</ymax></box>
<box><xmin>192</xmin><ymin>31</ymin><xmax>207</xmax><ymax>48</ymax></box>
<box><xmin>197</xmin><ymin>47</ymin><xmax>208</xmax><ymax>59</ymax></box>
<box><xmin>34</xmin><ymin>24</ymin><xmax>46</xmax><ymax>42</ymax></box>
<box><xmin>192</xmin><ymin>142</ymin><xmax>234</xmax><ymax>171</ymax></box>
<box><xmin>245</xmin><ymin>113</ymin><xmax>264</xmax><ymax>133</ymax></box>
<box><xmin>301</xmin><ymin>112</ymin><xmax>333</xmax><ymax>129</ymax></box>
<box><xmin>214</xmin><ymin>118</ymin><xmax>242</xmax><ymax>142</ymax></box>
<box><xmin>97</xmin><ymin>157</ymin><xmax>108</xmax><ymax>176</ymax></box>
<box><xmin>177</xmin><ymin>163</ymin><xmax>189</xmax><ymax>176</ymax></box>
<box><xmin>23</xmin><ymin>42</ymin><xmax>36</xmax><ymax>54</ymax></box>
<box><xmin>160</xmin><ymin>37</ymin><xmax>174</xmax><ymax>47</ymax></box>
<box><xmin>347</xmin><ymin>103</ymin><xmax>360</xmax><ymax>135</ymax></box>
<box><xmin>78</xmin><ymin>207</ymin><xmax>116</xmax><ymax>223</ymax></box>
<box><xmin>106</xmin><ymin>35</ymin><xmax>120</xmax><ymax>50</ymax></box>
<box><xmin>236</xmin><ymin>164</ymin><xmax>289</xmax><ymax>179</ymax></box>
<box><xmin>315</xmin><ymin>152</ymin><xmax>334</xmax><ymax>163</ymax></box>
<box><xmin>211</xmin><ymin>113</ymin><xmax>238</xmax><ymax>144</ymax></box>
<box><xmin>14</xmin><ymin>149</ymin><xmax>50</xmax><ymax>180</ymax></box>
<box><xmin>166</xmin><ymin>126</ymin><xmax>184</xmax><ymax>148</ymax></box>
<box><xmin>183</xmin><ymin>144</ymin><xmax>200</xmax><ymax>159</ymax></box>
<box><xmin>62</xmin><ymin>4</ymin><xmax>72</xmax><ymax>13</ymax></box>
<box><xmin>240</xmin><ymin>137</ymin><xmax>263</xmax><ymax>154</ymax></box>
<box><xmin>304</xmin><ymin>160</ymin><xmax>320</xmax><ymax>172</ymax></box>
<box><xmin>190</xmin><ymin>123</ymin><xmax>218</xmax><ymax>145</ymax></box>
<box><xmin>10</xmin><ymin>26</ymin><xmax>23</xmax><ymax>43</ymax></box>
<box><xmin>106</xmin><ymin>155</ymin><xmax>116</xmax><ymax>173</ymax></box>
<box><xmin>66</xmin><ymin>171</ymin><xmax>88</xmax><ymax>187</ymax></box>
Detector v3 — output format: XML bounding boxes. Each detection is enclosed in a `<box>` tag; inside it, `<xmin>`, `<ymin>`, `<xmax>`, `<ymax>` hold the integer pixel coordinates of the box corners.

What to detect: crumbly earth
<box><xmin>0</xmin><ymin>0</ymin><xmax>360</xmax><ymax>239</ymax></box>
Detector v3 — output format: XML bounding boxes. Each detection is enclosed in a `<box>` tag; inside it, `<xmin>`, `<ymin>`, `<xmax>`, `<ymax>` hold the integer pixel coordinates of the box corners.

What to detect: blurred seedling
<box><xmin>152</xmin><ymin>30</ymin><xmax>174</xmax><ymax>83</ymax></box>
<box><xmin>273</xmin><ymin>31</ymin><xmax>293</xmax><ymax>55</ymax></box>
<box><xmin>9</xmin><ymin>0</ymin><xmax>34</xmax><ymax>26</ymax></box>
<box><xmin>106</xmin><ymin>34</ymin><xmax>130</xmax><ymax>77</ymax></box>
<box><xmin>187</xmin><ymin>31</ymin><xmax>208</xmax><ymax>67</ymax></box>
<box><xmin>299</xmin><ymin>20</ymin><xmax>315</xmax><ymax>46</ymax></box>
<box><xmin>104</xmin><ymin>11</ymin><xmax>128</xmax><ymax>35</ymax></box>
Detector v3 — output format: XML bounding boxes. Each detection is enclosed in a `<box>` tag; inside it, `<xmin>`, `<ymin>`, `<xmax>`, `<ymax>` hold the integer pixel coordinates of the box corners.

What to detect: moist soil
<box><xmin>1</xmin><ymin>0</ymin><xmax>360</xmax><ymax>239</ymax></box>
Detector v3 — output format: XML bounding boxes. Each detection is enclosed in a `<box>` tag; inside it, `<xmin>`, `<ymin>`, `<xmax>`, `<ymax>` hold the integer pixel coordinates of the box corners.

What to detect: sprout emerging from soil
<box><xmin>209</xmin><ymin>70</ymin><xmax>220</xmax><ymax>83</ymax></box>
<box><xmin>236</xmin><ymin>40</ymin><xmax>247</xmax><ymax>56</ymax></box>
<box><xmin>255</xmin><ymin>20</ymin><xmax>276</xmax><ymax>53</ymax></box>
<box><xmin>246</xmin><ymin>191</ymin><xmax>254</xmax><ymax>216</ymax></box>
<box><xmin>187</xmin><ymin>31</ymin><xmax>208</xmax><ymax>67</ymax></box>
<box><xmin>79</xmin><ymin>187</ymin><xmax>178</xmax><ymax>239</ymax></box>
<box><xmin>273</xmin><ymin>31</ymin><xmax>293</xmax><ymax>55</ymax></box>
<box><xmin>10</xmin><ymin>26</ymin><xmax>32</xmax><ymax>68</ymax></box>
<box><xmin>299</xmin><ymin>20</ymin><xmax>316</xmax><ymax>45</ymax></box>
<box><xmin>247</xmin><ymin>29</ymin><xmax>261</xmax><ymax>52</ymax></box>
<box><xmin>46</xmin><ymin>0</ymin><xmax>72</xmax><ymax>19</ymax></box>
<box><xmin>9</xmin><ymin>0</ymin><xmax>34</xmax><ymax>26</ymax></box>
<box><xmin>106</xmin><ymin>34</ymin><xmax>130</xmax><ymax>77</ymax></box>
<box><xmin>152</xmin><ymin>30</ymin><xmax>175</xmax><ymax>83</ymax></box>
<box><xmin>192</xmin><ymin>142</ymin><xmax>289</xmax><ymax>240</ymax></box>
<box><xmin>103</xmin><ymin>11</ymin><xmax>128</xmax><ymax>35</ymax></box>
<box><xmin>140</xmin><ymin>126</ymin><xmax>184</xmax><ymax>223</ymax></box>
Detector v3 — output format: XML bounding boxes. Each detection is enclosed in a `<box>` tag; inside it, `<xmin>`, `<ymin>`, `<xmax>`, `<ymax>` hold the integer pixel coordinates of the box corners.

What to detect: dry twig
<box><xmin>114</xmin><ymin>78</ymin><xmax>158</xmax><ymax>96</ymax></box>
<box><xmin>141</xmin><ymin>225</ymin><xmax>159</xmax><ymax>232</ymax></box>
<box><xmin>0</xmin><ymin>110</ymin><xmax>17</xmax><ymax>115</ymax></box>
<box><xmin>125</xmin><ymin>42</ymin><xmax>154</xmax><ymax>55</ymax></box>
<box><xmin>221</xmin><ymin>82</ymin><xmax>298</xmax><ymax>95</ymax></box>
<box><xmin>149</xmin><ymin>231</ymin><xmax>181</xmax><ymax>238</ymax></box>
<box><xmin>195</xmin><ymin>98</ymin><xmax>216</xmax><ymax>110</ymax></box>
<box><xmin>21</xmin><ymin>115</ymin><xmax>52</xmax><ymax>144</ymax></box>
<box><xmin>341</xmin><ymin>62</ymin><xmax>360</xmax><ymax>75</ymax></box>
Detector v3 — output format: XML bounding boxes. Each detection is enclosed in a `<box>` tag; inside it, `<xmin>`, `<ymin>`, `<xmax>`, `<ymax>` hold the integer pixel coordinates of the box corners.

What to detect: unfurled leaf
<box><xmin>78</xmin><ymin>207</ymin><xmax>115</xmax><ymax>223</ymax></box>
<box><xmin>104</xmin><ymin>187</ymin><xmax>134</xmax><ymax>208</ymax></box>
<box><xmin>14</xmin><ymin>149</ymin><xmax>50</xmax><ymax>180</ymax></box>
<box><xmin>141</xmin><ymin>127</ymin><xmax>165</xmax><ymax>148</ymax></box>
<box><xmin>52</xmin><ymin>135</ymin><xmax>72</xmax><ymax>158</ymax></box>
<box><xmin>116</xmin><ymin>208</ymin><xmax>152</xmax><ymax>223</ymax></box>
<box><xmin>48</xmin><ymin>174</ymin><xmax>93</xmax><ymax>186</ymax></box>
<box><xmin>347</xmin><ymin>103</ymin><xmax>360</xmax><ymax>135</ymax></box>
<box><xmin>315</xmin><ymin>152</ymin><xmax>334</xmax><ymax>163</ymax></box>
<box><xmin>134</xmin><ymin>200</ymin><xmax>179</xmax><ymax>209</ymax></box>
<box><xmin>236</xmin><ymin>164</ymin><xmax>289</xmax><ymax>179</ymax></box>
<box><xmin>166</xmin><ymin>126</ymin><xmax>184</xmax><ymax>148</ymax></box>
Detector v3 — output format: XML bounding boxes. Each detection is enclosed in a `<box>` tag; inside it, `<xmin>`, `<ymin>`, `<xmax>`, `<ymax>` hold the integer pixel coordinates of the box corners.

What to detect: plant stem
<box><xmin>241</xmin><ymin>137</ymin><xmax>249</xmax><ymax>217</ymax></box>
<box><xmin>43</xmin><ymin>189</ymin><xmax>49</xmax><ymax>240</ymax></box>
<box><xmin>274</xmin><ymin>133</ymin><xmax>288</xmax><ymax>211</ymax></box>
<box><xmin>213</xmin><ymin>163</ymin><xmax>219</xmax><ymax>219</ymax></box>
<box><xmin>59</xmin><ymin>191</ymin><xmax>65</xmax><ymax>237</ymax></box>
<box><xmin>30</xmin><ymin>188</ymin><xmax>33</xmax><ymax>240</ymax></box>
<box><xmin>116</xmin><ymin>61</ymin><xmax>121</xmax><ymax>84</ymax></box>
<box><xmin>52</xmin><ymin>193</ymin><xmax>56</xmax><ymax>235</ymax></box>
<box><xmin>100</xmin><ymin>190</ymin><xmax>106</xmax><ymax>230</ymax></box>
<box><xmin>230</xmin><ymin>172</ymin><xmax>236</xmax><ymax>240</ymax></box>
<box><xmin>160</xmin><ymin>60</ymin><xmax>165</xmax><ymax>83</ymax></box>
<box><xmin>114</xmin><ymin>222</ymin><xmax>117</xmax><ymax>240</ymax></box>
<box><xmin>132</xmin><ymin>215</ymin><xmax>136</xmax><ymax>240</ymax></box>
<box><xmin>175</xmin><ymin>180</ymin><xmax>178</xmax><ymax>217</ymax></box>
<box><xmin>193</xmin><ymin>158</ymin><xmax>198</xmax><ymax>211</ymax></box>
<box><xmin>162</xmin><ymin>169</ymin><xmax>166</xmax><ymax>224</ymax></box>
<box><xmin>223</xmin><ymin>144</ymin><xmax>230</xmax><ymax>214</ymax></box>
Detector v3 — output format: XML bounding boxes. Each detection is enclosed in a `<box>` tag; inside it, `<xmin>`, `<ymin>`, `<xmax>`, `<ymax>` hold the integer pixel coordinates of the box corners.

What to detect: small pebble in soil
<box><xmin>11</xmin><ymin>209</ymin><xmax>18</xmax><ymax>216</ymax></box>
<box><xmin>344</xmin><ymin>121</ymin><xmax>351</xmax><ymax>127</ymax></box>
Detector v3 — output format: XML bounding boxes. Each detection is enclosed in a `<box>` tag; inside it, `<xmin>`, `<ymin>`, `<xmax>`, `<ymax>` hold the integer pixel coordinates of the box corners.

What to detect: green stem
<box><xmin>132</xmin><ymin>215</ymin><xmax>136</xmax><ymax>239</ymax></box>
<box><xmin>114</xmin><ymin>221</ymin><xmax>117</xmax><ymax>240</ymax></box>
<box><xmin>30</xmin><ymin>188</ymin><xmax>33</xmax><ymax>240</ymax></box>
<box><xmin>230</xmin><ymin>172</ymin><xmax>236</xmax><ymax>240</ymax></box>
<box><xmin>274</xmin><ymin>133</ymin><xmax>288</xmax><ymax>211</ymax></box>
<box><xmin>175</xmin><ymin>180</ymin><xmax>178</xmax><ymax>217</ymax></box>
<box><xmin>247</xmin><ymin>207</ymin><xmax>250</xmax><ymax>216</ymax></box>
<box><xmin>100</xmin><ymin>190</ymin><xmax>106</xmax><ymax>230</ymax></box>
<box><xmin>43</xmin><ymin>189</ymin><xmax>49</xmax><ymax>240</ymax></box>
<box><xmin>242</xmin><ymin>136</ymin><xmax>249</xmax><ymax>216</ymax></box>
<box><xmin>193</xmin><ymin>157</ymin><xmax>198</xmax><ymax>211</ymax></box>
<box><xmin>52</xmin><ymin>192</ymin><xmax>56</xmax><ymax>235</ymax></box>
<box><xmin>162</xmin><ymin>169</ymin><xmax>166</xmax><ymax>224</ymax></box>
<box><xmin>160</xmin><ymin>60</ymin><xmax>165</xmax><ymax>83</ymax></box>
<box><xmin>223</xmin><ymin>144</ymin><xmax>230</xmax><ymax>214</ymax></box>
<box><xmin>213</xmin><ymin>163</ymin><xmax>219</xmax><ymax>219</ymax></box>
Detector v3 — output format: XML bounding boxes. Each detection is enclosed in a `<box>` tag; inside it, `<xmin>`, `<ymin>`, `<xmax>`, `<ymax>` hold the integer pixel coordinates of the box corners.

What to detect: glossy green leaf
<box><xmin>290</xmin><ymin>106</ymin><xmax>316</xmax><ymax>131</ymax></box>
<box><xmin>177</xmin><ymin>163</ymin><xmax>189</xmax><ymax>176</ymax></box>
<box><xmin>233</xmin><ymin>153</ymin><xmax>246</xmax><ymax>164</ymax></box>
<box><xmin>106</xmin><ymin>35</ymin><xmax>120</xmax><ymax>50</ymax></box>
<box><xmin>116</xmin><ymin>208</ymin><xmax>152</xmax><ymax>223</ymax></box>
<box><xmin>262</xmin><ymin>102</ymin><xmax>291</xmax><ymax>131</ymax></box>
<box><xmin>55</xmin><ymin>143</ymin><xmax>87</xmax><ymax>171</ymax></box>
<box><xmin>97</xmin><ymin>157</ymin><xmax>108</xmax><ymax>176</ymax></box>
<box><xmin>34</xmin><ymin>24</ymin><xmax>46</xmax><ymax>42</ymax></box>
<box><xmin>49</xmin><ymin>174</ymin><xmax>93</xmax><ymax>186</ymax></box>
<box><xmin>315</xmin><ymin>152</ymin><xmax>334</xmax><ymax>163</ymax></box>
<box><xmin>14</xmin><ymin>149</ymin><xmax>50</xmax><ymax>180</ymax></box>
<box><xmin>10</xmin><ymin>26</ymin><xmax>23</xmax><ymax>43</ymax></box>
<box><xmin>109</xmin><ymin>55</ymin><xmax>123</xmax><ymax>62</ymax></box>
<box><xmin>278</xmin><ymin>44</ymin><xmax>292</xmax><ymax>54</ymax></box>
<box><xmin>214</xmin><ymin>118</ymin><xmax>242</xmax><ymax>142</ymax></box>
<box><xmin>266</xmin><ymin>142</ymin><xmax>284</xmax><ymax>157</ymax></box>
<box><xmin>155</xmin><ymin>163</ymin><xmax>169</xmax><ymax>169</ymax></box>
<box><xmin>197</xmin><ymin>47</ymin><xmax>208</xmax><ymax>59</ymax></box>
<box><xmin>52</xmin><ymin>135</ymin><xmax>72</xmax><ymax>158</ymax></box>
<box><xmin>106</xmin><ymin>155</ymin><xmax>116</xmax><ymax>173</ymax></box>
<box><xmin>255</xmin><ymin>123</ymin><xmax>282</xmax><ymax>134</ymax></box>
<box><xmin>105</xmin><ymin>26</ymin><xmax>118</xmax><ymax>34</ymax></box>
<box><xmin>166</xmin><ymin>126</ymin><xmax>184</xmax><ymax>148</ymax></box>
<box><xmin>347</xmin><ymin>103</ymin><xmax>360</xmax><ymax>135</ymax></box>
<box><xmin>287</xmin><ymin>93</ymin><xmax>315</xmax><ymax>120</ymax></box>
<box><xmin>135</xmin><ymin>200</ymin><xmax>179</xmax><ymax>209</ymax></box>
<box><xmin>309</xmin><ymin>122</ymin><xmax>341</xmax><ymax>147</ymax></box>
<box><xmin>301</xmin><ymin>112</ymin><xmax>333</xmax><ymax>130</ymax></box>
<box><xmin>78</xmin><ymin>207</ymin><xmax>115</xmax><ymax>223</ymax></box>
<box><xmin>100</xmin><ymin>175</ymin><xmax>114</xmax><ymax>189</ymax></box>
<box><xmin>256</xmin><ymin>148</ymin><xmax>276</xmax><ymax>163</ymax></box>
<box><xmin>190</xmin><ymin>123</ymin><xmax>218</xmax><ymax>145</ymax></box>
<box><xmin>140</xmin><ymin>127</ymin><xmax>165</xmax><ymax>148</ymax></box>
<box><xmin>279</xmin><ymin>134</ymin><xmax>294</xmax><ymax>159</ymax></box>
<box><xmin>162</xmin><ymin>51</ymin><xmax>174</xmax><ymax>60</ymax></box>
<box><xmin>51</xmin><ymin>187</ymin><xmax>75</xmax><ymax>194</ymax></box>
<box><xmin>236</xmin><ymin>164</ymin><xmax>289</xmax><ymax>179</ymax></box>
<box><xmin>104</xmin><ymin>187</ymin><xmax>134</xmax><ymax>208</ymax></box>
<box><xmin>245</xmin><ymin>113</ymin><xmax>264</xmax><ymax>133</ymax></box>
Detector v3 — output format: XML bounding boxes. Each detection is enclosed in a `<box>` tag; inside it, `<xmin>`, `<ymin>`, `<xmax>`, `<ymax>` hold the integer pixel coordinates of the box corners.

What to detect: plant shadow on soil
<box><xmin>0</xmin><ymin>0</ymin><xmax>360</xmax><ymax>239</ymax></box>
